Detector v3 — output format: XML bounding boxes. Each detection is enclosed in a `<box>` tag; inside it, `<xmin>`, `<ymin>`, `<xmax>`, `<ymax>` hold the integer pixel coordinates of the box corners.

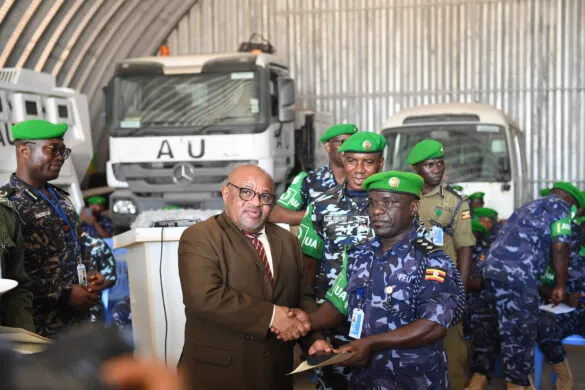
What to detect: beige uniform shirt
<box><xmin>418</xmin><ymin>184</ymin><xmax>476</xmax><ymax>264</ymax></box>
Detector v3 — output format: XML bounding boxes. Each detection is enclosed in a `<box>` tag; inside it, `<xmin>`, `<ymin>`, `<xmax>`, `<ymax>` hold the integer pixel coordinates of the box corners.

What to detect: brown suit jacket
<box><xmin>178</xmin><ymin>212</ymin><xmax>318</xmax><ymax>390</ymax></box>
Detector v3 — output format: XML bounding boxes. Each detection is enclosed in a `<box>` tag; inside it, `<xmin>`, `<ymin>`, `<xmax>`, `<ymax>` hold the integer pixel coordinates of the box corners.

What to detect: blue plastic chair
<box><xmin>534</xmin><ymin>334</ymin><xmax>585</xmax><ymax>389</ymax></box>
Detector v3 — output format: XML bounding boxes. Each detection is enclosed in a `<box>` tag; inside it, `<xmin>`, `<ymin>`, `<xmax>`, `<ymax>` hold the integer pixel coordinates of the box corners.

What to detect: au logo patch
<box><xmin>388</xmin><ymin>177</ymin><xmax>400</xmax><ymax>188</ymax></box>
<box><xmin>461</xmin><ymin>210</ymin><xmax>471</xmax><ymax>220</ymax></box>
<box><xmin>362</xmin><ymin>140</ymin><xmax>372</xmax><ymax>150</ymax></box>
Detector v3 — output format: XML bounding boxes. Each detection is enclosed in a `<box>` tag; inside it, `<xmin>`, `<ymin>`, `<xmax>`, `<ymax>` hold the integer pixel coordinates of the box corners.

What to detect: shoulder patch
<box><xmin>424</xmin><ymin>267</ymin><xmax>446</xmax><ymax>283</ymax></box>
<box><xmin>413</xmin><ymin>238</ymin><xmax>440</xmax><ymax>255</ymax></box>
<box><xmin>461</xmin><ymin>210</ymin><xmax>471</xmax><ymax>220</ymax></box>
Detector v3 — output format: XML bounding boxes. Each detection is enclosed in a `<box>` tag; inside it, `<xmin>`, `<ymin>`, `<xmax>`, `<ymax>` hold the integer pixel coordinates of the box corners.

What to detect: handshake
<box><xmin>270</xmin><ymin>305</ymin><xmax>311</xmax><ymax>341</ymax></box>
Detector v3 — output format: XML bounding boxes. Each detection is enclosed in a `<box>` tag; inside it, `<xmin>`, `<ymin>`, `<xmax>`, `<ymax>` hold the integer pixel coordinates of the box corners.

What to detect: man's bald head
<box><xmin>222</xmin><ymin>164</ymin><xmax>276</xmax><ymax>233</ymax></box>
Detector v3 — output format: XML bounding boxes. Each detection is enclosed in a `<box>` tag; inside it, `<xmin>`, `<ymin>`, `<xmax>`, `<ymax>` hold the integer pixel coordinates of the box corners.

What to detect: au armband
<box><xmin>277</xmin><ymin>171</ymin><xmax>308</xmax><ymax>211</ymax></box>
<box><xmin>297</xmin><ymin>205</ymin><xmax>324</xmax><ymax>259</ymax></box>
<box><xmin>550</xmin><ymin>218</ymin><xmax>571</xmax><ymax>238</ymax></box>
<box><xmin>325</xmin><ymin>248</ymin><xmax>349</xmax><ymax>316</ymax></box>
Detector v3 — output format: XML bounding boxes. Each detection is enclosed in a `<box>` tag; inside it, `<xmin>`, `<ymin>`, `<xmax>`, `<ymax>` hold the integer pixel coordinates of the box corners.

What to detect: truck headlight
<box><xmin>113</xmin><ymin>200</ymin><xmax>137</xmax><ymax>215</ymax></box>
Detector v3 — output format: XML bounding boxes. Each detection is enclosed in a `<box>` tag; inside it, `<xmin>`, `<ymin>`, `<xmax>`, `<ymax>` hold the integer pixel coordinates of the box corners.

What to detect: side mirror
<box><xmin>277</xmin><ymin>77</ymin><xmax>295</xmax><ymax>123</ymax></box>
<box><xmin>498</xmin><ymin>156</ymin><xmax>510</xmax><ymax>174</ymax></box>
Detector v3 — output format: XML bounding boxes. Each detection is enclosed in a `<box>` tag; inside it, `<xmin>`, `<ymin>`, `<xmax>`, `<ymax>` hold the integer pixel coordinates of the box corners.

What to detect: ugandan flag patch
<box><xmin>461</xmin><ymin>210</ymin><xmax>471</xmax><ymax>220</ymax></box>
<box><xmin>425</xmin><ymin>268</ymin><xmax>446</xmax><ymax>283</ymax></box>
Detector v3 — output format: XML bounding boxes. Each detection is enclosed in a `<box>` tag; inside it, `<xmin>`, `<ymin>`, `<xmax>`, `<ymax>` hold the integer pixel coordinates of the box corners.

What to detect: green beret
<box><xmin>468</xmin><ymin>192</ymin><xmax>485</xmax><ymax>201</ymax></box>
<box><xmin>539</xmin><ymin>188</ymin><xmax>551</xmax><ymax>197</ymax></box>
<box><xmin>406</xmin><ymin>139</ymin><xmax>444</xmax><ymax>165</ymax></box>
<box><xmin>12</xmin><ymin>119</ymin><xmax>68</xmax><ymax>140</ymax></box>
<box><xmin>320</xmin><ymin>123</ymin><xmax>359</xmax><ymax>143</ymax></box>
<box><xmin>451</xmin><ymin>185</ymin><xmax>464</xmax><ymax>192</ymax></box>
<box><xmin>362</xmin><ymin>171</ymin><xmax>424</xmax><ymax>199</ymax></box>
<box><xmin>552</xmin><ymin>181</ymin><xmax>585</xmax><ymax>208</ymax></box>
<box><xmin>471</xmin><ymin>219</ymin><xmax>489</xmax><ymax>235</ymax></box>
<box><xmin>473</xmin><ymin>207</ymin><xmax>498</xmax><ymax>219</ymax></box>
<box><xmin>86</xmin><ymin>196</ymin><xmax>107</xmax><ymax>205</ymax></box>
<box><xmin>338</xmin><ymin>131</ymin><xmax>386</xmax><ymax>154</ymax></box>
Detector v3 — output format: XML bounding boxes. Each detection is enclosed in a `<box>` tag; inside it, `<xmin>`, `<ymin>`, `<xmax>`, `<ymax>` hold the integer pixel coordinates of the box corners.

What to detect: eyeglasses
<box><xmin>227</xmin><ymin>183</ymin><xmax>275</xmax><ymax>206</ymax></box>
<box><xmin>24</xmin><ymin>142</ymin><xmax>71</xmax><ymax>160</ymax></box>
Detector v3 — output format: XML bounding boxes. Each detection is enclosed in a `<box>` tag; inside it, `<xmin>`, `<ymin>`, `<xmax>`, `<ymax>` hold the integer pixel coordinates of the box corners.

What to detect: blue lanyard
<box><xmin>33</xmin><ymin>186</ymin><xmax>79</xmax><ymax>248</ymax></box>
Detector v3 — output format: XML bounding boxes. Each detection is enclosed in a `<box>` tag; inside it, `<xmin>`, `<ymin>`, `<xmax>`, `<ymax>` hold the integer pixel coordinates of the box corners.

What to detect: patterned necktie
<box><xmin>243</xmin><ymin>231</ymin><xmax>274</xmax><ymax>285</ymax></box>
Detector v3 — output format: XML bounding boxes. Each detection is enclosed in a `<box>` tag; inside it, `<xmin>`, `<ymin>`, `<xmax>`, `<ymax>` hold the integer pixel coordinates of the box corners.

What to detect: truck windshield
<box><xmin>382</xmin><ymin>123</ymin><xmax>511</xmax><ymax>182</ymax></box>
<box><xmin>113</xmin><ymin>70</ymin><xmax>264</xmax><ymax>133</ymax></box>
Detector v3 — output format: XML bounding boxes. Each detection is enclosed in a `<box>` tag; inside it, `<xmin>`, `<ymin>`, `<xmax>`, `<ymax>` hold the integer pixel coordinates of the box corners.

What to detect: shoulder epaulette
<box><xmin>444</xmin><ymin>185</ymin><xmax>466</xmax><ymax>200</ymax></box>
<box><xmin>413</xmin><ymin>238</ymin><xmax>441</xmax><ymax>256</ymax></box>
<box><xmin>49</xmin><ymin>184</ymin><xmax>70</xmax><ymax>197</ymax></box>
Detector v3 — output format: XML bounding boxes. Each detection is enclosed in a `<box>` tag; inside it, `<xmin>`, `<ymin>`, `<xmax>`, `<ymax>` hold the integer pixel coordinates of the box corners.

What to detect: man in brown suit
<box><xmin>178</xmin><ymin>165</ymin><xmax>326</xmax><ymax>390</ymax></box>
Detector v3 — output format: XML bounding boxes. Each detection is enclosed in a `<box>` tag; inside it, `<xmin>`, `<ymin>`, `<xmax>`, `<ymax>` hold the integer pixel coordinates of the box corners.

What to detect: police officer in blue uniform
<box><xmin>465</xmin><ymin>219</ymin><xmax>499</xmax><ymax>389</ymax></box>
<box><xmin>1</xmin><ymin>120</ymin><xmax>103</xmax><ymax>337</ymax></box>
<box><xmin>296</xmin><ymin>131</ymin><xmax>385</xmax><ymax>389</ymax></box>
<box><xmin>483</xmin><ymin>181</ymin><xmax>585</xmax><ymax>389</ymax></box>
<box><xmin>270</xmin><ymin>123</ymin><xmax>358</xmax><ymax>225</ymax></box>
<box><xmin>307</xmin><ymin>170</ymin><xmax>465</xmax><ymax>389</ymax></box>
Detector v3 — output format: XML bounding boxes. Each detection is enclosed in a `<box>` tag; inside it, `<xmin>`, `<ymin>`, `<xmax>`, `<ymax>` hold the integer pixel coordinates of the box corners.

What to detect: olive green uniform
<box><xmin>418</xmin><ymin>184</ymin><xmax>475</xmax><ymax>390</ymax></box>
<box><xmin>0</xmin><ymin>190</ymin><xmax>35</xmax><ymax>332</ymax></box>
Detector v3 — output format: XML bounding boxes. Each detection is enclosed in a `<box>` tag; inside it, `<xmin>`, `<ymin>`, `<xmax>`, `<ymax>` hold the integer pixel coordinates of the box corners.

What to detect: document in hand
<box><xmin>539</xmin><ymin>303</ymin><xmax>576</xmax><ymax>315</ymax></box>
<box><xmin>288</xmin><ymin>352</ymin><xmax>352</xmax><ymax>375</ymax></box>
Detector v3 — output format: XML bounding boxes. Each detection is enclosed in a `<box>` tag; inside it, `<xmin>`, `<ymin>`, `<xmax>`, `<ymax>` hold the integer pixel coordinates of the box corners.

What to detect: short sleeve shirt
<box><xmin>418</xmin><ymin>184</ymin><xmax>476</xmax><ymax>263</ymax></box>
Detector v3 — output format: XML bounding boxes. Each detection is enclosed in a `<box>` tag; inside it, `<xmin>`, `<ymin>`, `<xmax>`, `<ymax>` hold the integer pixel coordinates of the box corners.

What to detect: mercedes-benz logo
<box><xmin>172</xmin><ymin>163</ymin><xmax>196</xmax><ymax>185</ymax></box>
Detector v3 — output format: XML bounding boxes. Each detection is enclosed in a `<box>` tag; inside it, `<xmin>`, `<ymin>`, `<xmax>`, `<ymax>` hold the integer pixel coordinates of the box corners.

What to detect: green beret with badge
<box><xmin>362</xmin><ymin>170</ymin><xmax>424</xmax><ymax>199</ymax></box>
<box><xmin>337</xmin><ymin>131</ymin><xmax>386</xmax><ymax>154</ymax></box>
<box><xmin>473</xmin><ymin>207</ymin><xmax>498</xmax><ymax>219</ymax></box>
<box><xmin>320</xmin><ymin>123</ymin><xmax>359</xmax><ymax>143</ymax></box>
<box><xmin>551</xmin><ymin>181</ymin><xmax>585</xmax><ymax>208</ymax></box>
<box><xmin>468</xmin><ymin>192</ymin><xmax>485</xmax><ymax>201</ymax></box>
<box><xmin>539</xmin><ymin>188</ymin><xmax>550</xmax><ymax>197</ymax></box>
<box><xmin>471</xmin><ymin>219</ymin><xmax>489</xmax><ymax>235</ymax></box>
<box><xmin>406</xmin><ymin>139</ymin><xmax>444</xmax><ymax>165</ymax></box>
<box><xmin>86</xmin><ymin>196</ymin><xmax>107</xmax><ymax>206</ymax></box>
<box><xmin>451</xmin><ymin>185</ymin><xmax>464</xmax><ymax>192</ymax></box>
<box><xmin>11</xmin><ymin>119</ymin><xmax>68</xmax><ymax>140</ymax></box>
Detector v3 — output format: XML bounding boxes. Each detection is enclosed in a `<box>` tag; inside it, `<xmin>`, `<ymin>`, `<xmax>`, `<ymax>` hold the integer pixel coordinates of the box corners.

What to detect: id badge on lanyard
<box><xmin>349</xmin><ymin>287</ymin><xmax>365</xmax><ymax>339</ymax></box>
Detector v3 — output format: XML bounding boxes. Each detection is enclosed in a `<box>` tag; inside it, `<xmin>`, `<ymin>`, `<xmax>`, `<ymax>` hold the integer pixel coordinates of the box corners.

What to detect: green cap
<box><xmin>468</xmin><ymin>192</ymin><xmax>485</xmax><ymax>201</ymax></box>
<box><xmin>471</xmin><ymin>219</ymin><xmax>489</xmax><ymax>235</ymax></box>
<box><xmin>451</xmin><ymin>185</ymin><xmax>464</xmax><ymax>192</ymax></box>
<box><xmin>473</xmin><ymin>207</ymin><xmax>498</xmax><ymax>219</ymax></box>
<box><xmin>86</xmin><ymin>196</ymin><xmax>107</xmax><ymax>205</ymax></box>
<box><xmin>12</xmin><ymin>119</ymin><xmax>68</xmax><ymax>140</ymax></box>
<box><xmin>539</xmin><ymin>188</ymin><xmax>551</xmax><ymax>196</ymax></box>
<box><xmin>406</xmin><ymin>139</ymin><xmax>444</xmax><ymax>165</ymax></box>
<box><xmin>551</xmin><ymin>181</ymin><xmax>585</xmax><ymax>208</ymax></box>
<box><xmin>362</xmin><ymin>170</ymin><xmax>424</xmax><ymax>199</ymax></box>
<box><xmin>320</xmin><ymin>123</ymin><xmax>359</xmax><ymax>143</ymax></box>
<box><xmin>337</xmin><ymin>131</ymin><xmax>386</xmax><ymax>154</ymax></box>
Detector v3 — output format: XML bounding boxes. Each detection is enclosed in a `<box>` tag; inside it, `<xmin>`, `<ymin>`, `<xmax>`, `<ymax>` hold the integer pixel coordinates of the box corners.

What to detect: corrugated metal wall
<box><xmin>165</xmin><ymin>0</ymin><xmax>585</xmax><ymax>193</ymax></box>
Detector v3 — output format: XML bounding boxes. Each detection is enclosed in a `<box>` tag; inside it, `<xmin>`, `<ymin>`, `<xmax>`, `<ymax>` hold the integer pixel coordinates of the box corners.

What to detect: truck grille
<box><xmin>113</xmin><ymin>160</ymin><xmax>257</xmax><ymax>195</ymax></box>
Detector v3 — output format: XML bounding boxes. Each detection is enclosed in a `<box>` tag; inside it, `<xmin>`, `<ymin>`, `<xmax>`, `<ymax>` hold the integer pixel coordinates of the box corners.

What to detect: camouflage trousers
<box><xmin>465</xmin><ymin>291</ymin><xmax>500</xmax><ymax>378</ymax></box>
<box><xmin>537</xmin><ymin>309</ymin><xmax>585</xmax><ymax>364</ymax></box>
<box><xmin>485</xmin><ymin>279</ymin><xmax>539</xmax><ymax>386</ymax></box>
<box><xmin>315</xmin><ymin>330</ymin><xmax>351</xmax><ymax>390</ymax></box>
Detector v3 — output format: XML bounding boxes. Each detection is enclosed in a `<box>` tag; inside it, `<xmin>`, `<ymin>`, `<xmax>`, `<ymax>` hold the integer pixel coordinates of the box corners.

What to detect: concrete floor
<box><xmin>293</xmin><ymin>345</ymin><xmax>585</xmax><ymax>389</ymax></box>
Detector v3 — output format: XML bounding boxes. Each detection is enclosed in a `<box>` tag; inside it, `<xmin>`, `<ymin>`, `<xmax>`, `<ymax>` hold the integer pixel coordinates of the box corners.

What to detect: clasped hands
<box><xmin>270</xmin><ymin>306</ymin><xmax>311</xmax><ymax>341</ymax></box>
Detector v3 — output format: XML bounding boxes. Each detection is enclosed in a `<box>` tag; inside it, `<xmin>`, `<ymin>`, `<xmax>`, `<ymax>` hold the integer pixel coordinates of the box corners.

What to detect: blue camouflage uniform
<box><xmin>537</xmin><ymin>222</ymin><xmax>585</xmax><ymax>365</ymax></box>
<box><xmin>482</xmin><ymin>194</ymin><xmax>575</xmax><ymax>385</ymax></box>
<box><xmin>343</xmin><ymin>230</ymin><xmax>465</xmax><ymax>389</ymax></box>
<box><xmin>1</xmin><ymin>174</ymin><xmax>97</xmax><ymax>337</ymax></box>
<box><xmin>80</xmin><ymin>232</ymin><xmax>117</xmax><ymax>322</ymax></box>
<box><xmin>465</xmin><ymin>237</ymin><xmax>500</xmax><ymax>378</ymax></box>
<box><xmin>82</xmin><ymin>215</ymin><xmax>113</xmax><ymax>237</ymax></box>
<box><xmin>297</xmin><ymin>183</ymin><xmax>375</xmax><ymax>389</ymax></box>
<box><xmin>276</xmin><ymin>165</ymin><xmax>339</xmax><ymax>212</ymax></box>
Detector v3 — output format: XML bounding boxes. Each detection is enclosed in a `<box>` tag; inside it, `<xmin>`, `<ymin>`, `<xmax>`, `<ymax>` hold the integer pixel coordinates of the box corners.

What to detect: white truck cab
<box><xmin>0</xmin><ymin>68</ymin><xmax>93</xmax><ymax>211</ymax></box>
<box><xmin>106</xmin><ymin>41</ymin><xmax>330</xmax><ymax>230</ymax></box>
<box><xmin>379</xmin><ymin>103</ymin><xmax>529</xmax><ymax>219</ymax></box>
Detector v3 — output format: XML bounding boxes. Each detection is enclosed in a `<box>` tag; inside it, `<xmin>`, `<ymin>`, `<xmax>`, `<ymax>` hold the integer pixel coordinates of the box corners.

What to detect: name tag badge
<box><xmin>431</xmin><ymin>226</ymin><xmax>444</xmax><ymax>246</ymax></box>
<box><xmin>349</xmin><ymin>308</ymin><xmax>364</xmax><ymax>339</ymax></box>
